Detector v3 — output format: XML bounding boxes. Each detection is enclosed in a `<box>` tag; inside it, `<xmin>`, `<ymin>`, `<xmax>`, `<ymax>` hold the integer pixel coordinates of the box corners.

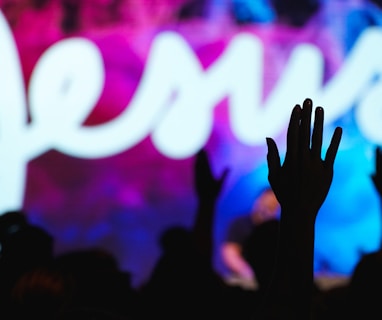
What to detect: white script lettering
<box><xmin>0</xmin><ymin>11</ymin><xmax>382</xmax><ymax>214</ymax></box>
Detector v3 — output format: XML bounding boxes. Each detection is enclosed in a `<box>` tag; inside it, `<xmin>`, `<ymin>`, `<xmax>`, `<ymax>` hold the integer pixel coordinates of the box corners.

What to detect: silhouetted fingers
<box><xmin>311</xmin><ymin>107</ymin><xmax>323</xmax><ymax>159</ymax></box>
<box><xmin>196</xmin><ymin>149</ymin><xmax>210</xmax><ymax>172</ymax></box>
<box><xmin>324</xmin><ymin>127</ymin><xmax>342</xmax><ymax>167</ymax></box>
<box><xmin>285</xmin><ymin>105</ymin><xmax>301</xmax><ymax>162</ymax></box>
<box><xmin>197</xmin><ymin>148</ymin><xmax>208</xmax><ymax>164</ymax></box>
<box><xmin>266</xmin><ymin>137</ymin><xmax>281</xmax><ymax>177</ymax></box>
<box><xmin>300</xmin><ymin>98</ymin><xmax>313</xmax><ymax>151</ymax></box>
<box><xmin>218</xmin><ymin>168</ymin><xmax>230</xmax><ymax>186</ymax></box>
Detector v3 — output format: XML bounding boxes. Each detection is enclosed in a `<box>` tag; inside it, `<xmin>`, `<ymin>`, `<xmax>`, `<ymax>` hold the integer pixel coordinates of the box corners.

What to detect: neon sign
<box><xmin>0</xmin><ymin>8</ymin><xmax>382</xmax><ymax>214</ymax></box>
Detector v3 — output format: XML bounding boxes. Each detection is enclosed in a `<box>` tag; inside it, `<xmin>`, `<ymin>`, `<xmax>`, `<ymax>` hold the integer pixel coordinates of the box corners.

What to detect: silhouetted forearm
<box><xmin>257</xmin><ymin>207</ymin><xmax>316</xmax><ymax>319</ymax></box>
<box><xmin>193</xmin><ymin>198</ymin><xmax>216</xmax><ymax>261</ymax></box>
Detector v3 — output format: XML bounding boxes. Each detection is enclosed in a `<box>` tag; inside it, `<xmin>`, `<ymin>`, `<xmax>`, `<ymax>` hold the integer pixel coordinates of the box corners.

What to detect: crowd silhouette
<box><xmin>2</xmin><ymin>97</ymin><xmax>382</xmax><ymax>319</ymax></box>
<box><xmin>0</xmin><ymin>98</ymin><xmax>349</xmax><ymax>319</ymax></box>
<box><xmin>2</xmin><ymin>1</ymin><xmax>382</xmax><ymax>319</ymax></box>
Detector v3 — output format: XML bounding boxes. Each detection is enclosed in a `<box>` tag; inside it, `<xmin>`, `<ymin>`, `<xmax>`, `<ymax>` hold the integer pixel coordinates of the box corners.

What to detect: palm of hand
<box><xmin>266</xmin><ymin>99</ymin><xmax>342</xmax><ymax>222</ymax></box>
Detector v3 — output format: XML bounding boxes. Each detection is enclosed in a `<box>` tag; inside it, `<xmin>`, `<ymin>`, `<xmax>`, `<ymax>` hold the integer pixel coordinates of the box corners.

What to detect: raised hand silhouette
<box><xmin>193</xmin><ymin>149</ymin><xmax>229</xmax><ymax>259</ymax></box>
<box><xmin>259</xmin><ymin>98</ymin><xmax>342</xmax><ymax>319</ymax></box>
<box><xmin>141</xmin><ymin>149</ymin><xmax>231</xmax><ymax>320</ymax></box>
<box><xmin>194</xmin><ymin>149</ymin><xmax>229</xmax><ymax>202</ymax></box>
<box><xmin>266</xmin><ymin>98</ymin><xmax>342</xmax><ymax>220</ymax></box>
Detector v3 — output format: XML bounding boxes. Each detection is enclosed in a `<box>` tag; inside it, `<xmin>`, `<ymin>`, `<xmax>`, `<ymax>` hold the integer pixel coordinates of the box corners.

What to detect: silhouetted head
<box><xmin>9</xmin><ymin>266</ymin><xmax>74</xmax><ymax>320</ymax></box>
<box><xmin>159</xmin><ymin>226</ymin><xmax>192</xmax><ymax>253</ymax></box>
<box><xmin>346</xmin><ymin>250</ymin><xmax>382</xmax><ymax>317</ymax></box>
<box><xmin>0</xmin><ymin>210</ymin><xmax>29</xmax><ymax>241</ymax></box>
<box><xmin>1</xmin><ymin>224</ymin><xmax>54</xmax><ymax>267</ymax></box>
<box><xmin>250</xmin><ymin>188</ymin><xmax>280</xmax><ymax>225</ymax></box>
<box><xmin>54</xmin><ymin>247</ymin><xmax>136</xmax><ymax>319</ymax></box>
<box><xmin>55</xmin><ymin>248</ymin><xmax>119</xmax><ymax>274</ymax></box>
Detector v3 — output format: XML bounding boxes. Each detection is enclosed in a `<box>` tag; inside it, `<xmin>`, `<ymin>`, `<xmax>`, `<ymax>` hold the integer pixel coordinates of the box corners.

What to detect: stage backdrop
<box><xmin>1</xmin><ymin>0</ymin><xmax>382</xmax><ymax>287</ymax></box>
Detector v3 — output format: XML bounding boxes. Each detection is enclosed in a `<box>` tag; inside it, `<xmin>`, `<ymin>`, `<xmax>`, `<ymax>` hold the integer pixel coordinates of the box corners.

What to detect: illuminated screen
<box><xmin>1</xmin><ymin>0</ymin><xmax>382</xmax><ymax>287</ymax></box>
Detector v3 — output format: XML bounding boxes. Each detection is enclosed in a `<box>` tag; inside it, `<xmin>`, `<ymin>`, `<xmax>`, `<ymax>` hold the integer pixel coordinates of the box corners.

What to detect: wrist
<box><xmin>279</xmin><ymin>205</ymin><xmax>318</xmax><ymax>224</ymax></box>
<box><xmin>198</xmin><ymin>197</ymin><xmax>217</xmax><ymax>206</ymax></box>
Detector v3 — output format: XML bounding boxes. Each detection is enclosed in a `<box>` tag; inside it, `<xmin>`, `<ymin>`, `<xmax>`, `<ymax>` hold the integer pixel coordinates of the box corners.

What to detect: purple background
<box><xmin>1</xmin><ymin>0</ymin><xmax>381</xmax><ymax>287</ymax></box>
